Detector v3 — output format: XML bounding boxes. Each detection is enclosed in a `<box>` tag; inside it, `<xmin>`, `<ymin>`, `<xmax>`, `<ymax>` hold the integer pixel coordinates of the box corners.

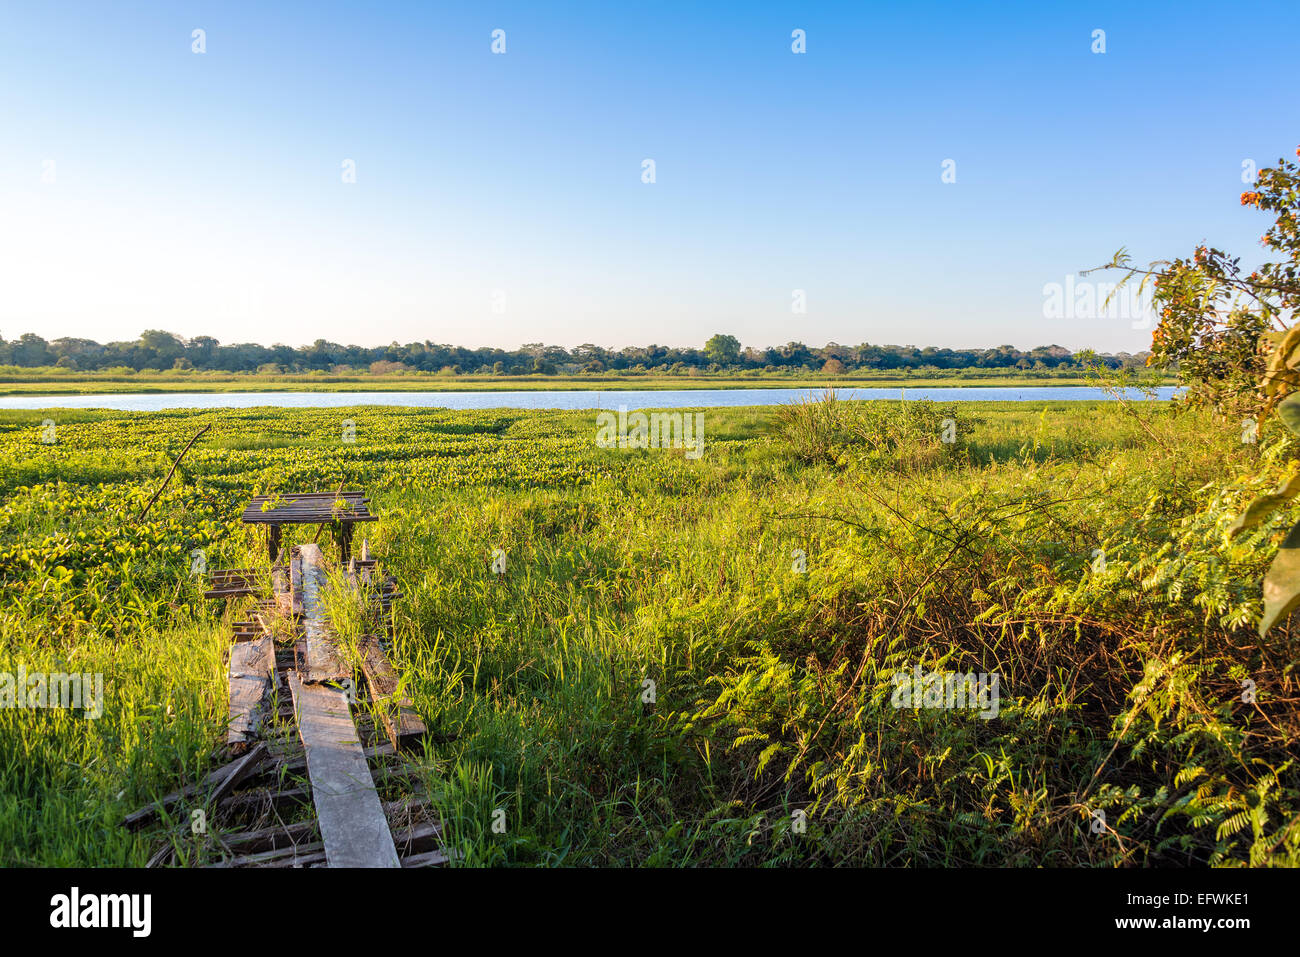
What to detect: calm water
<box><xmin>0</xmin><ymin>387</ymin><xmax>1181</xmax><ymax>412</ymax></box>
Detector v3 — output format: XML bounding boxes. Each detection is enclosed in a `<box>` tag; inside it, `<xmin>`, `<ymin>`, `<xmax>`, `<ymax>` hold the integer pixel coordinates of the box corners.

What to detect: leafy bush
<box><xmin>775</xmin><ymin>392</ymin><xmax>963</xmax><ymax>472</ymax></box>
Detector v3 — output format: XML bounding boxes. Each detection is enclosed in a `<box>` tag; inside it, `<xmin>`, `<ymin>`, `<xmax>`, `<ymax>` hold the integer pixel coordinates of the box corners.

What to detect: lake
<box><xmin>0</xmin><ymin>386</ymin><xmax>1181</xmax><ymax>412</ymax></box>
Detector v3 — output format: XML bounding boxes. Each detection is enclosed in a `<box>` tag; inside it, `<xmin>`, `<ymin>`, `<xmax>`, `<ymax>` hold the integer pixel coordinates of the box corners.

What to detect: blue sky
<box><xmin>1</xmin><ymin>0</ymin><xmax>1296</xmax><ymax>353</ymax></box>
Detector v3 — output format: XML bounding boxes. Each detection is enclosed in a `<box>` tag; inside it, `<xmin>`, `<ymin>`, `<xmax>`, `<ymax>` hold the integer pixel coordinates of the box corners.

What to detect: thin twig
<box><xmin>138</xmin><ymin>424</ymin><xmax>211</xmax><ymax>521</ymax></box>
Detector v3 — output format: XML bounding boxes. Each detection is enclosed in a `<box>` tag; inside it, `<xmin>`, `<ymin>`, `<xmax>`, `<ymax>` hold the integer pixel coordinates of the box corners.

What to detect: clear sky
<box><xmin>1</xmin><ymin>1</ymin><xmax>1296</xmax><ymax>353</ymax></box>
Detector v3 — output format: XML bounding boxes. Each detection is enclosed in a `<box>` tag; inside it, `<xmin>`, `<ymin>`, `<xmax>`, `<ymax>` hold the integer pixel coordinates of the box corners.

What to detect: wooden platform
<box><xmin>129</xmin><ymin>488</ymin><xmax>442</xmax><ymax>868</ymax></box>
<box><xmin>240</xmin><ymin>491</ymin><xmax>376</xmax><ymax>525</ymax></box>
<box><xmin>241</xmin><ymin>490</ymin><xmax>376</xmax><ymax>564</ymax></box>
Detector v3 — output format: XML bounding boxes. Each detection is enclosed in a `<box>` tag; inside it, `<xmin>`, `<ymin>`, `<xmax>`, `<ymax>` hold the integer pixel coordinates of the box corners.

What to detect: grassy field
<box><xmin>0</xmin><ymin>369</ymin><xmax>1174</xmax><ymax>396</ymax></box>
<box><xmin>0</xmin><ymin>397</ymin><xmax>1295</xmax><ymax>866</ymax></box>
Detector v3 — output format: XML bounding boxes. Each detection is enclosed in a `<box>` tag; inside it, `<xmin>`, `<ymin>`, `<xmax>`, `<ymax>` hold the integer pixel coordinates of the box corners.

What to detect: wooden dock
<box><xmin>127</xmin><ymin>489</ymin><xmax>439</xmax><ymax>868</ymax></box>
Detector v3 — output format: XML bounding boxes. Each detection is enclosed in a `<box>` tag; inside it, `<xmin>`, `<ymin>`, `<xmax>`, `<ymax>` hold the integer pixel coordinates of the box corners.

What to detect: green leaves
<box><xmin>1237</xmin><ymin>323</ymin><xmax>1300</xmax><ymax>636</ymax></box>
<box><xmin>1263</xmin><ymin>327</ymin><xmax>1300</xmax><ymax>400</ymax></box>
<box><xmin>1277</xmin><ymin>392</ymin><xmax>1300</xmax><ymax>437</ymax></box>
<box><xmin>1226</xmin><ymin>470</ymin><xmax>1300</xmax><ymax>538</ymax></box>
<box><xmin>1259</xmin><ymin>520</ymin><xmax>1300</xmax><ymax>636</ymax></box>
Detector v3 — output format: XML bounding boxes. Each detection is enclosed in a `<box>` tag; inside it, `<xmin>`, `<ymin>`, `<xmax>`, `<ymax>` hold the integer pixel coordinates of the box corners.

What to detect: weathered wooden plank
<box><xmin>208</xmin><ymin>742</ymin><xmax>270</xmax><ymax>809</ymax></box>
<box><xmin>227</xmin><ymin>636</ymin><xmax>275</xmax><ymax>747</ymax></box>
<box><xmin>219</xmin><ymin>797</ymin><xmax>431</xmax><ymax>856</ymax></box>
<box><xmin>219</xmin><ymin>767</ymin><xmax>424</xmax><ymax>830</ymax></box>
<box><xmin>231</xmin><ymin>619</ymin><xmax>271</xmax><ymax>642</ymax></box>
<box><xmin>122</xmin><ymin>740</ymin><xmax>400</xmax><ymax>830</ymax></box>
<box><xmin>237</xmin><ymin>740</ymin><xmax>396</xmax><ymax>791</ymax></box>
<box><xmin>289</xmin><ymin>553</ymin><xmax>303</xmax><ymax>617</ymax></box>
<box><xmin>288</xmin><ymin>672</ymin><xmax>399</xmax><ymax>868</ymax></box>
<box><xmin>400</xmin><ymin>848</ymin><xmax>452</xmax><ymax>868</ymax></box>
<box><xmin>219</xmin><ymin>784</ymin><xmax>311</xmax><ymax>821</ymax></box>
<box><xmin>299</xmin><ymin>544</ymin><xmax>348</xmax><ymax>682</ymax></box>
<box><xmin>204</xmin><ymin>568</ymin><xmax>261</xmax><ymax>599</ymax></box>
<box><xmin>243</xmin><ymin>514</ymin><xmax>378</xmax><ymax>525</ymax></box>
<box><xmin>243</xmin><ymin>497</ymin><xmax>377</xmax><ymax>525</ymax></box>
<box><xmin>123</xmin><ymin>742</ymin><xmax>271</xmax><ymax>830</ymax></box>
<box><xmin>359</xmin><ymin>636</ymin><xmax>426</xmax><ymax>751</ymax></box>
<box><xmin>213</xmin><ymin>819</ymin><xmax>439</xmax><ymax>868</ymax></box>
<box><xmin>205</xmin><ymin>586</ymin><xmax>258</xmax><ymax>599</ymax></box>
<box><xmin>250</xmin><ymin>496</ymin><xmax>363</xmax><ymax>502</ymax></box>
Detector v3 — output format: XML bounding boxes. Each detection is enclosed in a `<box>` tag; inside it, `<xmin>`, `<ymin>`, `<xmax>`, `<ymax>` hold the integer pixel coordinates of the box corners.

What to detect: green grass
<box><xmin>0</xmin><ymin>398</ymin><xmax>1295</xmax><ymax>866</ymax></box>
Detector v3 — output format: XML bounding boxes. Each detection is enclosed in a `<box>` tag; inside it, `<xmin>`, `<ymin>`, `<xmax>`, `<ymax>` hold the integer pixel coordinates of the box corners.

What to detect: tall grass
<box><xmin>0</xmin><ymin>398</ymin><xmax>1294</xmax><ymax>865</ymax></box>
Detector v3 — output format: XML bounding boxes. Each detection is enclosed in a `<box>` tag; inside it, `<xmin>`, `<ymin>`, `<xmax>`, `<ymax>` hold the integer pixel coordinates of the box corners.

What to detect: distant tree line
<box><xmin>0</xmin><ymin>330</ymin><xmax>1148</xmax><ymax>375</ymax></box>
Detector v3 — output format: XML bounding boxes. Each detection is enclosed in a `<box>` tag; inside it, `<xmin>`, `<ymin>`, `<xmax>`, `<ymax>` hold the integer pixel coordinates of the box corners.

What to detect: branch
<box><xmin>137</xmin><ymin>424</ymin><xmax>211</xmax><ymax>521</ymax></box>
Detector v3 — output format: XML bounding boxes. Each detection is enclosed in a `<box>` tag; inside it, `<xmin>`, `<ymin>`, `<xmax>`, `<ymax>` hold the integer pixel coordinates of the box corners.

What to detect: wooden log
<box><xmin>227</xmin><ymin>636</ymin><xmax>275</xmax><ymax>747</ymax></box>
<box><xmin>358</xmin><ymin>636</ymin><xmax>426</xmax><ymax>751</ymax></box>
<box><xmin>288</xmin><ymin>671</ymin><xmax>399</xmax><ymax>868</ymax></box>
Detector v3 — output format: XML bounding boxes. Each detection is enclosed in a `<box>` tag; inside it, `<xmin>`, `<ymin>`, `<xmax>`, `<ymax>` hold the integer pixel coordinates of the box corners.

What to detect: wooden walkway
<box><xmin>126</xmin><ymin>489</ymin><xmax>442</xmax><ymax>868</ymax></box>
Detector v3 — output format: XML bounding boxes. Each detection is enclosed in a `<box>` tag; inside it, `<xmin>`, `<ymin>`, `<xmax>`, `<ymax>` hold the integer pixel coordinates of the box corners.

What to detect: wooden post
<box><xmin>268</xmin><ymin>524</ymin><xmax>281</xmax><ymax>566</ymax></box>
<box><xmin>338</xmin><ymin>522</ymin><xmax>354</xmax><ymax>566</ymax></box>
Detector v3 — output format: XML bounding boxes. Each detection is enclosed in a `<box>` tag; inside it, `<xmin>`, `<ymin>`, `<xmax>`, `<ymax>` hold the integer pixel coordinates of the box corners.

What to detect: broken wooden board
<box><xmin>359</xmin><ymin>636</ymin><xmax>426</xmax><ymax>751</ymax></box>
<box><xmin>211</xmin><ymin>820</ymin><xmax>441</xmax><ymax>868</ymax></box>
<box><xmin>122</xmin><ymin>739</ymin><xmax>400</xmax><ymax>831</ymax></box>
<box><xmin>208</xmin><ymin>742</ymin><xmax>270</xmax><ymax>809</ymax></box>
<box><xmin>231</xmin><ymin>620</ymin><xmax>272</xmax><ymax>642</ymax></box>
<box><xmin>288</xmin><ymin>671</ymin><xmax>399</xmax><ymax>868</ymax></box>
<box><xmin>298</xmin><ymin>544</ymin><xmax>348</xmax><ymax>682</ymax></box>
<box><xmin>204</xmin><ymin>568</ymin><xmax>261</xmax><ymax>600</ymax></box>
<box><xmin>123</xmin><ymin>742</ymin><xmax>271</xmax><ymax>830</ymax></box>
<box><xmin>227</xmin><ymin>636</ymin><xmax>275</xmax><ymax>747</ymax></box>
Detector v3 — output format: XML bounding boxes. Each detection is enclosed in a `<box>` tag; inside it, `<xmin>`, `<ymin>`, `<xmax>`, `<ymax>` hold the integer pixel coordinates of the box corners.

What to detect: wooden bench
<box><xmin>241</xmin><ymin>491</ymin><xmax>377</xmax><ymax>565</ymax></box>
